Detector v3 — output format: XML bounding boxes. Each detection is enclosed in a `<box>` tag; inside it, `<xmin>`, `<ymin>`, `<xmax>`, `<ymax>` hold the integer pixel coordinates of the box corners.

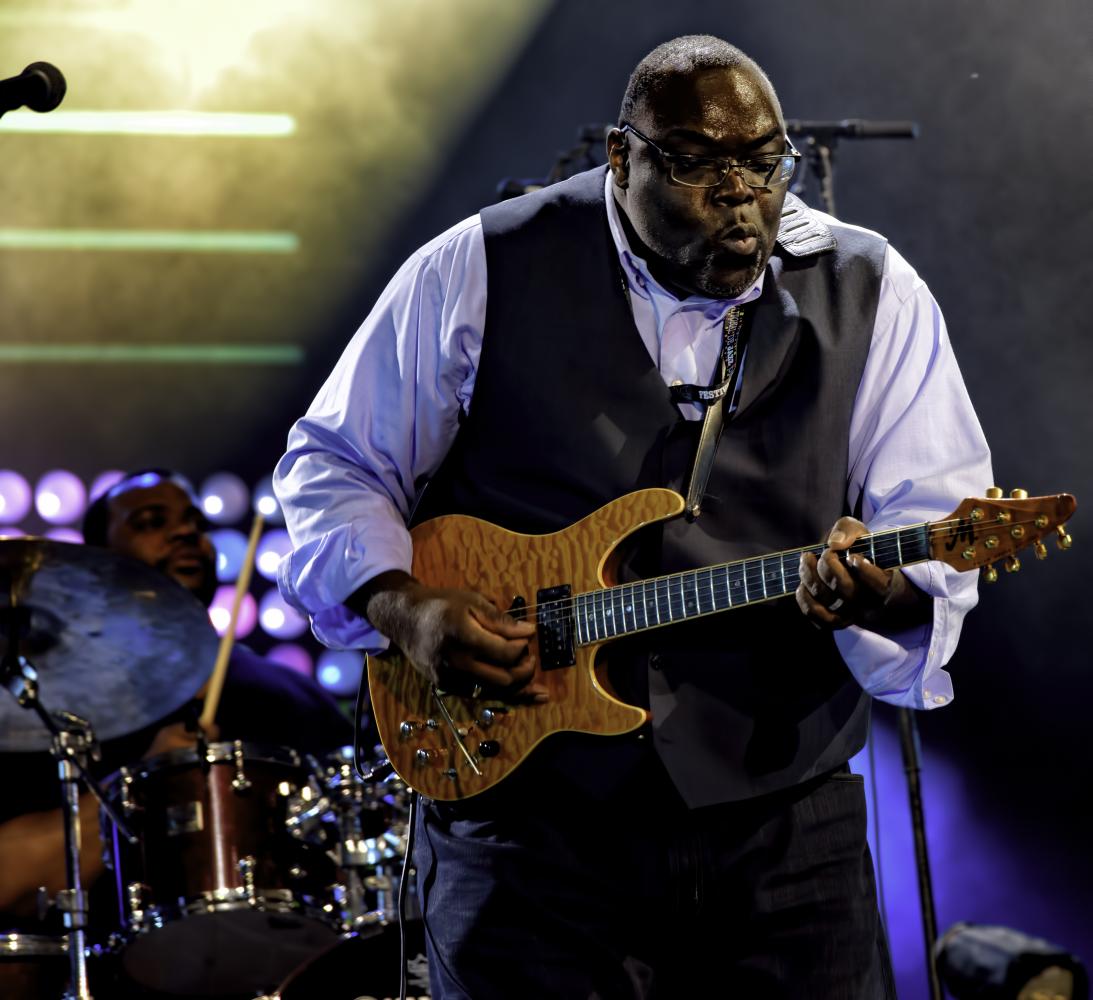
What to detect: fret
<box><xmin>763</xmin><ymin>556</ymin><xmax>782</xmax><ymax>597</ymax></box>
<box><xmin>869</xmin><ymin>533</ymin><xmax>876</xmax><ymax>564</ymax></box>
<box><xmin>741</xmin><ymin>562</ymin><xmax>750</xmax><ymax>603</ymax></box>
<box><xmin>610</xmin><ymin>586</ymin><xmax>623</xmax><ymax>636</ymax></box>
<box><xmin>744</xmin><ymin>560</ymin><xmax>766</xmax><ymax>604</ymax></box>
<box><xmin>622</xmin><ymin>584</ymin><xmax>636</xmax><ymax>635</ymax></box>
<box><xmin>707</xmin><ymin>568</ymin><xmax>717</xmax><ymax>612</ymax></box>
<box><xmin>778</xmin><ymin>554</ymin><xmax>787</xmax><ymax>596</ymax></box>
<box><xmin>895</xmin><ymin>529</ymin><xmax>903</xmax><ymax>566</ymax></box>
<box><xmin>596</xmin><ymin>589</ymin><xmax>607</xmax><ymax>639</ymax></box>
<box><xmin>687</xmin><ymin>573</ymin><xmax>700</xmax><ymax>617</ymax></box>
<box><xmin>575</xmin><ymin>596</ymin><xmax>586</xmax><ymax>645</ymax></box>
<box><xmin>727</xmin><ymin>564</ymin><xmax>744</xmax><ymax>607</ymax></box>
<box><xmin>639</xmin><ymin>582</ymin><xmax>650</xmax><ymax>630</ymax></box>
<box><xmin>653</xmin><ymin>581</ymin><xmax>662</xmax><ymax>625</ymax></box>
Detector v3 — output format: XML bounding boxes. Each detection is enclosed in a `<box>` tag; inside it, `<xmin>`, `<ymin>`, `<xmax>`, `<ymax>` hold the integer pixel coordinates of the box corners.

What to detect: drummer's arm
<box><xmin>0</xmin><ymin>794</ymin><xmax>104</xmax><ymax>918</ymax></box>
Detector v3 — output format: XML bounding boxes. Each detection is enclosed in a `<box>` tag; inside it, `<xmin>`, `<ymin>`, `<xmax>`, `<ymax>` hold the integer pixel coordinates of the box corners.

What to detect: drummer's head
<box><xmin>82</xmin><ymin>469</ymin><xmax>218</xmax><ymax>606</ymax></box>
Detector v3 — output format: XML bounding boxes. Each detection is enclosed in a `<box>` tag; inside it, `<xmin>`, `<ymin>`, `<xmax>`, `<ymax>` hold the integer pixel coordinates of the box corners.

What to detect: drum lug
<box><xmin>231</xmin><ymin>741</ymin><xmax>252</xmax><ymax>792</ymax></box>
<box><xmin>238</xmin><ymin>855</ymin><xmax>257</xmax><ymax>902</ymax></box>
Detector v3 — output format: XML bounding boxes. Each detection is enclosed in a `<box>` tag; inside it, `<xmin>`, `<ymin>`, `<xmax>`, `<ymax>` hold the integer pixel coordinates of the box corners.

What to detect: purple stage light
<box><xmin>35</xmin><ymin>470</ymin><xmax>87</xmax><ymax>525</ymax></box>
<box><xmin>208</xmin><ymin>585</ymin><xmax>257</xmax><ymax>639</ymax></box>
<box><xmin>266</xmin><ymin>643</ymin><xmax>314</xmax><ymax>677</ymax></box>
<box><xmin>316</xmin><ymin>649</ymin><xmax>364</xmax><ymax>696</ymax></box>
<box><xmin>256</xmin><ymin>528</ymin><xmax>292</xmax><ymax>582</ymax></box>
<box><xmin>0</xmin><ymin>471</ymin><xmax>32</xmax><ymax>524</ymax></box>
<box><xmin>199</xmin><ymin>472</ymin><xmax>249</xmax><ymax>525</ymax></box>
<box><xmin>252</xmin><ymin>474</ymin><xmax>285</xmax><ymax>525</ymax></box>
<box><xmin>0</xmin><ymin>526</ymin><xmax>26</xmax><ymax>538</ymax></box>
<box><xmin>258</xmin><ymin>588</ymin><xmax>308</xmax><ymax>639</ymax></box>
<box><xmin>209</xmin><ymin>528</ymin><xmax>248</xmax><ymax>582</ymax></box>
<box><xmin>46</xmin><ymin>527</ymin><xmax>83</xmax><ymax>544</ymax></box>
<box><xmin>89</xmin><ymin>469</ymin><xmax>126</xmax><ymax>501</ymax></box>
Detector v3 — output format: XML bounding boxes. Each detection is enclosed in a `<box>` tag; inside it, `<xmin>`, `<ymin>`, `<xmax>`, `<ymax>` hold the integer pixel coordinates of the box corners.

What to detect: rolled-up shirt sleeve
<box><xmin>835</xmin><ymin>243</ymin><xmax>993</xmax><ymax>709</ymax></box>
<box><xmin>274</xmin><ymin>216</ymin><xmax>486</xmax><ymax>651</ymax></box>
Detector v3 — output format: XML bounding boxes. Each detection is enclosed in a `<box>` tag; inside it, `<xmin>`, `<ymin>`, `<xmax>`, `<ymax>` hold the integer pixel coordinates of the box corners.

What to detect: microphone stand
<box><xmin>788</xmin><ymin>117</ymin><xmax>944</xmax><ymax>1000</ymax></box>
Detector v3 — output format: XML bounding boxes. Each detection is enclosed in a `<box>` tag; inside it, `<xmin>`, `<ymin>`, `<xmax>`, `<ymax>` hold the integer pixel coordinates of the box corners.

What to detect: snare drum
<box><xmin>102</xmin><ymin>741</ymin><xmax>350</xmax><ymax>996</ymax></box>
<box><xmin>0</xmin><ymin>933</ymin><xmax>69</xmax><ymax>999</ymax></box>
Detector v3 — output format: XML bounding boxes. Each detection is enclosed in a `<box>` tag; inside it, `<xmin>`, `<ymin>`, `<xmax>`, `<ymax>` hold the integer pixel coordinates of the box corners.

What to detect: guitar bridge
<box><xmin>536</xmin><ymin>584</ymin><xmax>575</xmax><ymax>669</ymax></box>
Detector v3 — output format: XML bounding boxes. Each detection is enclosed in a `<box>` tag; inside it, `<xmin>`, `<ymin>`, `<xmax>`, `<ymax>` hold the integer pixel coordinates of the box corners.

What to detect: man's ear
<box><xmin>606</xmin><ymin>127</ymin><xmax>629</xmax><ymax>189</ymax></box>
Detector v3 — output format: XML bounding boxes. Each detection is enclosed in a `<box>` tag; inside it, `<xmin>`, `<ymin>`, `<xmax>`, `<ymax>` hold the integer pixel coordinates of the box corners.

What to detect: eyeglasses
<box><xmin>620</xmin><ymin>123</ymin><xmax>801</xmax><ymax>190</ymax></box>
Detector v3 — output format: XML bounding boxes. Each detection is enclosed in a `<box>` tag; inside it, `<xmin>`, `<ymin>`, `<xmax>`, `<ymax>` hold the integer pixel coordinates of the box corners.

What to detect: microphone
<box><xmin>0</xmin><ymin>62</ymin><xmax>67</xmax><ymax>117</ymax></box>
<box><xmin>785</xmin><ymin>118</ymin><xmax>918</xmax><ymax>140</ymax></box>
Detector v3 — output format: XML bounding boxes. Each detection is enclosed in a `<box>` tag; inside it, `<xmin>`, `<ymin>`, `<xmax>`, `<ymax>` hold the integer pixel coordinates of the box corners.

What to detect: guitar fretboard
<box><xmin>572</xmin><ymin>522</ymin><xmax>930</xmax><ymax>644</ymax></box>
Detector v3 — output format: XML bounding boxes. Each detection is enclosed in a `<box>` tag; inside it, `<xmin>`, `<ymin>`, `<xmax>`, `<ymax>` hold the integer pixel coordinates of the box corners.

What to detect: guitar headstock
<box><xmin>928</xmin><ymin>488</ymin><xmax>1077</xmax><ymax>581</ymax></box>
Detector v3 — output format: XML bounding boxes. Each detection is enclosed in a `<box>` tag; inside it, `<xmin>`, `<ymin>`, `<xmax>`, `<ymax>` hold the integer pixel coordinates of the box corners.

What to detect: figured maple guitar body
<box><xmin>367</xmin><ymin>488</ymin><xmax>685</xmax><ymax>801</ymax></box>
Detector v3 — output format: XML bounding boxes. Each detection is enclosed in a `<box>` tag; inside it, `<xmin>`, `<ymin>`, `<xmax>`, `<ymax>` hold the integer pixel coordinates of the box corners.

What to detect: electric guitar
<box><xmin>367</xmin><ymin>487</ymin><xmax>1076</xmax><ymax>801</ymax></box>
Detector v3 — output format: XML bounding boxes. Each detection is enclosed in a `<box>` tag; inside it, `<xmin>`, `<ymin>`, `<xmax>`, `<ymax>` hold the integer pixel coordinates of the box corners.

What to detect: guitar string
<box><xmin>495</xmin><ymin>514</ymin><xmax>1054</xmax><ymax>623</ymax></box>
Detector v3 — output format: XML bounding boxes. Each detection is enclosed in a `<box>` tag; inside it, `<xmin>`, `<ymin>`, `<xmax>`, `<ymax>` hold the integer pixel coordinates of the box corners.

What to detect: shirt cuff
<box><xmin>833</xmin><ymin>561</ymin><xmax>961</xmax><ymax>710</ymax></box>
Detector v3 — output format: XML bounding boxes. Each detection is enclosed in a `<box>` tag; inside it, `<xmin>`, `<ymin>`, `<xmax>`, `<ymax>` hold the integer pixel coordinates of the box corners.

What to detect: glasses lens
<box><xmin>669</xmin><ymin>160</ymin><xmax>726</xmax><ymax>187</ymax></box>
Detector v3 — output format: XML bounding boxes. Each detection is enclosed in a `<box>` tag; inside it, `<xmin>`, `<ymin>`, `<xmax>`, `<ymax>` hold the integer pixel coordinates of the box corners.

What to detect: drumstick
<box><xmin>198</xmin><ymin>512</ymin><xmax>264</xmax><ymax>731</ymax></box>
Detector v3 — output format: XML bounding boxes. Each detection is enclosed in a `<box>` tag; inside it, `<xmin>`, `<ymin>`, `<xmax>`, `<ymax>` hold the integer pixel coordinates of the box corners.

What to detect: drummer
<box><xmin>0</xmin><ymin>468</ymin><xmax>353</xmax><ymax>988</ymax></box>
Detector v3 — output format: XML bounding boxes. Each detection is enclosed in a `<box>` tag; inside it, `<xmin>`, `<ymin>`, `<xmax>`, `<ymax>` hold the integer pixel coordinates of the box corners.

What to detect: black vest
<box><xmin>416</xmin><ymin>168</ymin><xmax>887</xmax><ymax>806</ymax></box>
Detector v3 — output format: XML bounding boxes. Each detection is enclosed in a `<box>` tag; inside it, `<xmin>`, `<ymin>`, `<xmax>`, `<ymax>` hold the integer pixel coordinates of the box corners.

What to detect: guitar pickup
<box><xmin>535</xmin><ymin>584</ymin><xmax>576</xmax><ymax>670</ymax></box>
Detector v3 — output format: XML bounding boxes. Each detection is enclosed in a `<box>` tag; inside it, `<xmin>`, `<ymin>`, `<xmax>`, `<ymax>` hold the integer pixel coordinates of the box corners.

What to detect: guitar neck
<box><xmin>572</xmin><ymin>522</ymin><xmax>930</xmax><ymax>644</ymax></box>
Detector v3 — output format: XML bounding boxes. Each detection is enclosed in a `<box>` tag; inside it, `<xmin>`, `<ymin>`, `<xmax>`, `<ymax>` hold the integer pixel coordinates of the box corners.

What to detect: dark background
<box><xmin>2</xmin><ymin>1</ymin><xmax>1090</xmax><ymax>995</ymax></box>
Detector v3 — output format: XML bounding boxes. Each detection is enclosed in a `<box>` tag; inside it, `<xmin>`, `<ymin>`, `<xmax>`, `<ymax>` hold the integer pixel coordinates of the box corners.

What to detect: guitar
<box><xmin>367</xmin><ymin>487</ymin><xmax>1076</xmax><ymax>800</ymax></box>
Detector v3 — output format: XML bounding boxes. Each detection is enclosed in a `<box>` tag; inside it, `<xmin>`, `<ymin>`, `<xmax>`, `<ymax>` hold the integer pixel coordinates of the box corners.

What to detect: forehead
<box><xmin>639</xmin><ymin>66</ymin><xmax>781</xmax><ymax>146</ymax></box>
<box><xmin>108</xmin><ymin>482</ymin><xmax>196</xmax><ymax>523</ymax></box>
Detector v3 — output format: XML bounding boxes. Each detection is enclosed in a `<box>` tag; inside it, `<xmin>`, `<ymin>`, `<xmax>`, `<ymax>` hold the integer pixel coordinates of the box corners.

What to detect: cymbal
<box><xmin>0</xmin><ymin>538</ymin><xmax>219</xmax><ymax>752</ymax></box>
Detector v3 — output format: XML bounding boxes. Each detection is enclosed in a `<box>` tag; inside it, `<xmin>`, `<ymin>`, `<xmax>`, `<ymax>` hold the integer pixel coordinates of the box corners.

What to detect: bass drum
<box><xmin>101</xmin><ymin>742</ymin><xmax>350</xmax><ymax>997</ymax></box>
<box><xmin>268</xmin><ymin>922</ymin><xmax>431</xmax><ymax>1000</ymax></box>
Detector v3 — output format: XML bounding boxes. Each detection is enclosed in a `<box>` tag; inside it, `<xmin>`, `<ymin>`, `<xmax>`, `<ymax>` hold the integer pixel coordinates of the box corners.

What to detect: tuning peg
<box><xmin>1034</xmin><ymin>541</ymin><xmax>1048</xmax><ymax>560</ymax></box>
<box><xmin>985</xmin><ymin>487</ymin><xmax>1004</xmax><ymax>499</ymax></box>
<box><xmin>982</xmin><ymin>564</ymin><xmax>999</xmax><ymax>584</ymax></box>
<box><xmin>1057</xmin><ymin>526</ymin><xmax>1073</xmax><ymax>550</ymax></box>
<box><xmin>1009</xmin><ymin>488</ymin><xmax>1028</xmax><ymax>499</ymax></box>
<box><xmin>1004</xmin><ymin>555</ymin><xmax>1021</xmax><ymax>573</ymax></box>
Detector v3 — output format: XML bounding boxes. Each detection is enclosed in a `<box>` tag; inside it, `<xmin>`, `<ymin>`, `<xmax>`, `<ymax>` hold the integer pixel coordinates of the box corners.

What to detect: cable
<box><xmin>398</xmin><ymin>790</ymin><xmax>419</xmax><ymax>1000</ymax></box>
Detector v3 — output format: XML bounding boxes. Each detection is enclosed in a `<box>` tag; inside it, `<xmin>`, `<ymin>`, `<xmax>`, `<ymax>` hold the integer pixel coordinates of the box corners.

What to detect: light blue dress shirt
<box><xmin>274</xmin><ymin>174</ymin><xmax>993</xmax><ymax>710</ymax></box>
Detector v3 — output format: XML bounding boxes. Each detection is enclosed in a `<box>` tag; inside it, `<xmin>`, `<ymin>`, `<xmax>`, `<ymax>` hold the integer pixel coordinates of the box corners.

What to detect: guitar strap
<box><xmin>670</xmin><ymin>304</ymin><xmax>749</xmax><ymax>521</ymax></box>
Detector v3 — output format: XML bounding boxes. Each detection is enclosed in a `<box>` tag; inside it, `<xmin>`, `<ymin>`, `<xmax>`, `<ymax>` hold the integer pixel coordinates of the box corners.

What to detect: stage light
<box><xmin>0</xmin><ymin>471</ymin><xmax>32</xmax><ymax>524</ymax></box>
<box><xmin>0</xmin><ymin>527</ymin><xmax>26</xmax><ymax>538</ymax></box>
<box><xmin>208</xmin><ymin>528</ymin><xmax>248</xmax><ymax>582</ymax></box>
<box><xmin>256</xmin><ymin>529</ymin><xmax>292</xmax><ymax>582</ymax></box>
<box><xmin>35</xmin><ymin>470</ymin><xmax>87</xmax><ymax>525</ymax></box>
<box><xmin>89</xmin><ymin>470</ymin><xmax>125</xmax><ymax>501</ymax></box>
<box><xmin>937</xmin><ymin>923</ymin><xmax>1089</xmax><ymax>1000</ymax></box>
<box><xmin>258</xmin><ymin>589</ymin><xmax>308</xmax><ymax>640</ymax></box>
<box><xmin>316</xmin><ymin>649</ymin><xmax>364</xmax><ymax>697</ymax></box>
<box><xmin>46</xmin><ymin>528</ymin><xmax>83</xmax><ymax>544</ymax></box>
<box><xmin>209</xmin><ymin>586</ymin><xmax>257</xmax><ymax>639</ymax></box>
<box><xmin>199</xmin><ymin>472</ymin><xmax>249</xmax><ymax>525</ymax></box>
<box><xmin>266</xmin><ymin>643</ymin><xmax>314</xmax><ymax>677</ymax></box>
<box><xmin>252</xmin><ymin>474</ymin><xmax>285</xmax><ymax>525</ymax></box>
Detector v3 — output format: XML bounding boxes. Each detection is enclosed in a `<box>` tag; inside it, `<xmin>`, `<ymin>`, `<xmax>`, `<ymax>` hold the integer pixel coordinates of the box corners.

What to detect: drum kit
<box><xmin>0</xmin><ymin>539</ymin><xmax>421</xmax><ymax>1000</ymax></box>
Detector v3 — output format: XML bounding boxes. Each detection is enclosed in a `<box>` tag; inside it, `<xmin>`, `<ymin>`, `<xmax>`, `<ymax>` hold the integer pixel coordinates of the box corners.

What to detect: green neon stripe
<box><xmin>0</xmin><ymin>230</ymin><xmax>298</xmax><ymax>252</ymax></box>
<box><xmin>0</xmin><ymin>344</ymin><xmax>304</xmax><ymax>364</ymax></box>
<box><xmin>0</xmin><ymin>111</ymin><xmax>296</xmax><ymax>137</ymax></box>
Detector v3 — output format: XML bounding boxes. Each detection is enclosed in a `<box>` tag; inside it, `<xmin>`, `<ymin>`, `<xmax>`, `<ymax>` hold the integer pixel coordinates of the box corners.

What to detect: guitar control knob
<box><xmin>399</xmin><ymin>721</ymin><xmax>421</xmax><ymax>738</ymax></box>
<box><xmin>1009</xmin><ymin>488</ymin><xmax>1028</xmax><ymax>499</ymax></box>
<box><xmin>414</xmin><ymin>749</ymin><xmax>440</xmax><ymax>767</ymax></box>
<box><xmin>985</xmin><ymin>486</ymin><xmax>1004</xmax><ymax>499</ymax></box>
<box><xmin>479</xmin><ymin>709</ymin><xmax>496</xmax><ymax>728</ymax></box>
<box><xmin>477</xmin><ymin>740</ymin><xmax>501</xmax><ymax>758</ymax></box>
<box><xmin>982</xmin><ymin>565</ymin><xmax>998</xmax><ymax>584</ymax></box>
<box><xmin>1057</xmin><ymin>527</ymin><xmax>1073</xmax><ymax>550</ymax></box>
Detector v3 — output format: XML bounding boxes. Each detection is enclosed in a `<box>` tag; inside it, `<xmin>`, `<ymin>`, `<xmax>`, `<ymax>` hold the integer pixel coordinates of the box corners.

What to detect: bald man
<box><xmin>275</xmin><ymin>35</ymin><xmax>991</xmax><ymax>998</ymax></box>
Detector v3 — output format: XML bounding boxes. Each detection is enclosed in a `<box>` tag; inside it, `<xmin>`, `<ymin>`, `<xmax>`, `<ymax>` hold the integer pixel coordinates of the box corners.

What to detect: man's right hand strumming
<box><xmin>352</xmin><ymin>570</ymin><xmax>545</xmax><ymax>701</ymax></box>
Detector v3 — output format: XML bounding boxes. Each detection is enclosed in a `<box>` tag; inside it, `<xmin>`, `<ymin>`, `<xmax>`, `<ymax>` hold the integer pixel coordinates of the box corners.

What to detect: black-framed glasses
<box><xmin>620</xmin><ymin>123</ymin><xmax>801</xmax><ymax>190</ymax></box>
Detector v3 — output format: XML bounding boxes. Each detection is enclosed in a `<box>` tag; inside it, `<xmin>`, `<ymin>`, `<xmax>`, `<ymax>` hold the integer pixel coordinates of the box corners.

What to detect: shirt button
<box><xmin>670</xmin><ymin>378</ymin><xmax>682</xmax><ymax>387</ymax></box>
<box><xmin>635</xmin><ymin>273</ymin><xmax>647</xmax><ymax>288</ymax></box>
<box><xmin>923</xmin><ymin>689</ymin><xmax>931</xmax><ymax>699</ymax></box>
<box><xmin>933</xmin><ymin>695</ymin><xmax>947</xmax><ymax>705</ymax></box>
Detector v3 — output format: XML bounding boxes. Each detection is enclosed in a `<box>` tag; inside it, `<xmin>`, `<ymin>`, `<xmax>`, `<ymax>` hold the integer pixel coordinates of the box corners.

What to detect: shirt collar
<box><xmin>602</xmin><ymin>170</ymin><xmax>765</xmax><ymax>315</ymax></box>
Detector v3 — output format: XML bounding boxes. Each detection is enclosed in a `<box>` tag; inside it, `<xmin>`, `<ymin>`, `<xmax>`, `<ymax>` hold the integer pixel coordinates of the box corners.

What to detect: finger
<box><xmin>845</xmin><ymin>554</ymin><xmax>892</xmax><ymax>600</ymax></box>
<box><xmin>446</xmin><ymin>653</ymin><xmax>548</xmax><ymax>701</ymax></box>
<box><xmin>826</xmin><ymin>517</ymin><xmax>868</xmax><ymax>550</ymax></box>
<box><xmin>817</xmin><ymin>547</ymin><xmax>855</xmax><ymax>595</ymax></box>
<box><xmin>795</xmin><ymin>580</ymin><xmax>849</xmax><ymax>628</ymax></box>
<box><xmin>459</xmin><ymin>615</ymin><xmax>533</xmax><ymax>665</ymax></box>
<box><xmin>469</xmin><ymin>596</ymin><xmax>537</xmax><ymax>637</ymax></box>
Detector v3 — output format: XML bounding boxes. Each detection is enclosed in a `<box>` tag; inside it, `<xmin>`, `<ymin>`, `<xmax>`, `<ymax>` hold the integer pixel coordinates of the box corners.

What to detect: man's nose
<box><xmin>712</xmin><ymin>167</ymin><xmax>754</xmax><ymax>204</ymax></box>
